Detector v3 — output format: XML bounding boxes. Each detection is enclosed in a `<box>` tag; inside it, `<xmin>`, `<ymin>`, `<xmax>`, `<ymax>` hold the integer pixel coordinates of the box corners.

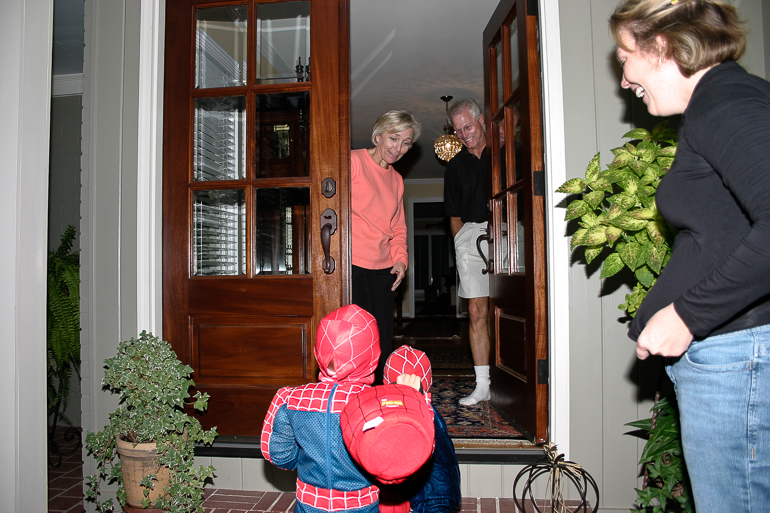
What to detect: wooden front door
<box><xmin>483</xmin><ymin>0</ymin><xmax>548</xmax><ymax>443</ymax></box>
<box><xmin>162</xmin><ymin>0</ymin><xmax>351</xmax><ymax>436</ymax></box>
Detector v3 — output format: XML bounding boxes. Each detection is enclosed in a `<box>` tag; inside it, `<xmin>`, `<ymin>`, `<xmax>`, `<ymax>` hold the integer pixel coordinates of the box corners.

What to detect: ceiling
<box><xmin>52</xmin><ymin>0</ymin><xmax>501</xmax><ymax>180</ymax></box>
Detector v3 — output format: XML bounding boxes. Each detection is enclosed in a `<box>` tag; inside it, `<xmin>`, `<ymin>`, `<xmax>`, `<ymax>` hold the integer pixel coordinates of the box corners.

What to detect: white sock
<box><xmin>459</xmin><ymin>365</ymin><xmax>491</xmax><ymax>406</ymax></box>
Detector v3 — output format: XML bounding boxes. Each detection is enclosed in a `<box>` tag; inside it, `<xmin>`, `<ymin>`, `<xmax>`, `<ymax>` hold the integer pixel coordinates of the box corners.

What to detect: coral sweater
<box><xmin>351</xmin><ymin>149</ymin><xmax>408</xmax><ymax>270</ymax></box>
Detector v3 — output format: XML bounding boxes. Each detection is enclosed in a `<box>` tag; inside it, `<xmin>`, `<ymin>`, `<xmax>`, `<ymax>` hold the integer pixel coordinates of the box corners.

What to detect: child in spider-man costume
<box><xmin>379</xmin><ymin>345</ymin><xmax>462</xmax><ymax>513</ymax></box>
<box><xmin>261</xmin><ymin>304</ymin><xmax>381</xmax><ymax>513</ymax></box>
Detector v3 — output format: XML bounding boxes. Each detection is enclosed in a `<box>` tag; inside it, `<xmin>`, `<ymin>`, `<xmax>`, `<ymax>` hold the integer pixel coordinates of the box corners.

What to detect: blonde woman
<box><xmin>351</xmin><ymin>110</ymin><xmax>421</xmax><ymax>384</ymax></box>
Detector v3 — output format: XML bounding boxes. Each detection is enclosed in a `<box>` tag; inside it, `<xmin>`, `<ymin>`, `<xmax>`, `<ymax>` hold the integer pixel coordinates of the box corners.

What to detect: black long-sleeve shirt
<box><xmin>629</xmin><ymin>61</ymin><xmax>770</xmax><ymax>341</ymax></box>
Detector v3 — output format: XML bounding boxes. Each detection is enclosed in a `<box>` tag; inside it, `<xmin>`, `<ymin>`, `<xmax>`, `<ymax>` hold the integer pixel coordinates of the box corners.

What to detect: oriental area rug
<box><xmin>394</xmin><ymin>316</ymin><xmax>525</xmax><ymax>440</ymax></box>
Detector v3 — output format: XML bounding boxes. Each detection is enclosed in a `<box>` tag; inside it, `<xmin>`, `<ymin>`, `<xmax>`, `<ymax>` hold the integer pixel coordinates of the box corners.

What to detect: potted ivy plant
<box><xmin>556</xmin><ymin>122</ymin><xmax>693</xmax><ymax>512</ymax></box>
<box><xmin>85</xmin><ymin>331</ymin><xmax>217</xmax><ymax>512</ymax></box>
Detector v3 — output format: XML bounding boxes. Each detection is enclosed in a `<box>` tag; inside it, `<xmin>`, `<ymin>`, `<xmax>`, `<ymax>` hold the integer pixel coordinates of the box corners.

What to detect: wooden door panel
<box><xmin>192</xmin><ymin>386</ymin><xmax>277</xmax><ymax>436</ymax></box>
<box><xmin>188</xmin><ymin>278</ymin><xmax>313</xmax><ymax>316</ymax></box>
<box><xmin>495</xmin><ymin>309</ymin><xmax>526</xmax><ymax>379</ymax></box>
<box><xmin>192</xmin><ymin>317</ymin><xmax>310</xmax><ymax>384</ymax></box>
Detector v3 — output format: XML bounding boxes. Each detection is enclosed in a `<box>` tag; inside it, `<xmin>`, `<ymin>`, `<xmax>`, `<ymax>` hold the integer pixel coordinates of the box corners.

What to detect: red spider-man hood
<box><xmin>315</xmin><ymin>304</ymin><xmax>380</xmax><ymax>385</ymax></box>
<box><xmin>383</xmin><ymin>344</ymin><xmax>432</xmax><ymax>393</ymax></box>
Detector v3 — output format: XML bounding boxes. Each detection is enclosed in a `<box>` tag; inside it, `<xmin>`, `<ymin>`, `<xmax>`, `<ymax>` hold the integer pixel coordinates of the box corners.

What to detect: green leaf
<box><xmin>605</xmin><ymin>226</ymin><xmax>624</xmax><ymax>247</ymax></box>
<box><xmin>565</xmin><ymin>199</ymin><xmax>591</xmax><ymax>221</ymax></box>
<box><xmin>608</xmin><ymin>193</ymin><xmax>637</xmax><ymax>210</ymax></box>
<box><xmin>556</xmin><ymin>177</ymin><xmax>588</xmax><ymax>194</ymax></box>
<box><xmin>584</xmin><ymin>190</ymin><xmax>605</xmax><ymax>210</ymax></box>
<box><xmin>570</xmin><ymin>228</ymin><xmax>589</xmax><ymax>251</ymax></box>
<box><xmin>629</xmin><ymin>208</ymin><xmax>656</xmax><ymax>220</ymax></box>
<box><xmin>645</xmin><ymin>243</ymin><xmax>668</xmax><ymax>274</ymax></box>
<box><xmin>585</xmin><ymin>245</ymin><xmax>604</xmax><ymax>264</ymax></box>
<box><xmin>657</xmin><ymin>156</ymin><xmax>675</xmax><ymax>173</ymax></box>
<box><xmin>635</xmin><ymin>265</ymin><xmax>655</xmax><ymax>287</ymax></box>
<box><xmin>600</xmin><ymin>252</ymin><xmax>624</xmax><ymax>278</ymax></box>
<box><xmin>611</xmin><ymin>213</ymin><xmax>649</xmax><ymax>232</ymax></box>
<box><xmin>617</xmin><ymin>242</ymin><xmax>644</xmax><ymax>270</ymax></box>
<box><xmin>585</xmin><ymin>153</ymin><xmax>601</xmax><ymax>182</ymax></box>
<box><xmin>590</xmin><ymin>177</ymin><xmax>614</xmax><ymax>193</ymax></box>
<box><xmin>625</xmin><ymin>418</ymin><xmax>653</xmax><ymax>430</ymax></box>
<box><xmin>583</xmin><ymin>226</ymin><xmax>608</xmax><ymax>246</ymax></box>
<box><xmin>623</xmin><ymin>127</ymin><xmax>652</xmax><ymax>141</ymax></box>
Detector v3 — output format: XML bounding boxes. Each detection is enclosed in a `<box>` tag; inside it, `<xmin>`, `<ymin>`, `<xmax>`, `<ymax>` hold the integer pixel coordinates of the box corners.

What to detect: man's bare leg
<box><xmin>460</xmin><ymin>296</ymin><xmax>491</xmax><ymax>405</ymax></box>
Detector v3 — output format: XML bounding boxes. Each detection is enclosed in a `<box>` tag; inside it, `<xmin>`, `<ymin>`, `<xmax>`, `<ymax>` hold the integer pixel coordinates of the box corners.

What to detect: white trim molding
<box><xmin>539</xmin><ymin>0</ymin><xmax>570</xmax><ymax>458</ymax></box>
<box><xmin>137</xmin><ymin>0</ymin><xmax>165</xmax><ymax>336</ymax></box>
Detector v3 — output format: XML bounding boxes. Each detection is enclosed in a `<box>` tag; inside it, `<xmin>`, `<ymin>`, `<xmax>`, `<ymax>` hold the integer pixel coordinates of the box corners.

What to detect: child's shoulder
<box><xmin>284</xmin><ymin>382</ymin><xmax>370</xmax><ymax>413</ymax></box>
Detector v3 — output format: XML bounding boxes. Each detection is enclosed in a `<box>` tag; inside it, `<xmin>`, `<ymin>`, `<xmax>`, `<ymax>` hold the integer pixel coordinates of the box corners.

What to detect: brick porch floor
<box><xmin>48</xmin><ymin>428</ymin><xmax>525</xmax><ymax>513</ymax></box>
<box><xmin>201</xmin><ymin>489</ymin><xmax>520</xmax><ymax>513</ymax></box>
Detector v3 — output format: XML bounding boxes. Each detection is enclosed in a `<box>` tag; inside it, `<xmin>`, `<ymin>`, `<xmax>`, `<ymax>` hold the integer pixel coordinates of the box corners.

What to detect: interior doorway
<box><xmin>407</xmin><ymin>197</ymin><xmax>462</xmax><ymax>318</ymax></box>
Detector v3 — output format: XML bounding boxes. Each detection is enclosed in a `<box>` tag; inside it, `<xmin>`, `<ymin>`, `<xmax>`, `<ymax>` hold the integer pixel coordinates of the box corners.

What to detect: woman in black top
<box><xmin>610</xmin><ymin>1</ymin><xmax>770</xmax><ymax>511</ymax></box>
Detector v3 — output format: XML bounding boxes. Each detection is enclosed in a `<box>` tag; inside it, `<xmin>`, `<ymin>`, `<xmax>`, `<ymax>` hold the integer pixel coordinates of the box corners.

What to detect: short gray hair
<box><xmin>448</xmin><ymin>98</ymin><xmax>482</xmax><ymax>122</ymax></box>
<box><xmin>371</xmin><ymin>110</ymin><xmax>422</xmax><ymax>145</ymax></box>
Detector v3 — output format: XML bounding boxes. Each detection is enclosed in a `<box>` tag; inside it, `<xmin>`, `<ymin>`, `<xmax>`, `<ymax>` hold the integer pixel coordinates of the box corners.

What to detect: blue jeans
<box><xmin>666</xmin><ymin>324</ymin><xmax>770</xmax><ymax>513</ymax></box>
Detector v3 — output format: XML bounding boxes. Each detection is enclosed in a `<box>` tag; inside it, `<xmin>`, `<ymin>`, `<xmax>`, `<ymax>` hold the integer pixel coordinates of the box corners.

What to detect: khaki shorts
<box><xmin>454</xmin><ymin>222</ymin><xmax>489</xmax><ymax>298</ymax></box>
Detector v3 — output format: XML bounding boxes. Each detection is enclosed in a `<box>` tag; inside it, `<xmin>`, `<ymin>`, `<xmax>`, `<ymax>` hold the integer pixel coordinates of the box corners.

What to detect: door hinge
<box><xmin>537</xmin><ymin>358</ymin><xmax>548</xmax><ymax>385</ymax></box>
<box><xmin>533</xmin><ymin>170</ymin><xmax>545</xmax><ymax>197</ymax></box>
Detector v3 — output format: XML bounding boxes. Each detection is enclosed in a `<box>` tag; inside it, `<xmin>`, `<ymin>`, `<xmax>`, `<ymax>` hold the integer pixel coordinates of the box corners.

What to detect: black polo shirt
<box><xmin>443</xmin><ymin>147</ymin><xmax>488</xmax><ymax>224</ymax></box>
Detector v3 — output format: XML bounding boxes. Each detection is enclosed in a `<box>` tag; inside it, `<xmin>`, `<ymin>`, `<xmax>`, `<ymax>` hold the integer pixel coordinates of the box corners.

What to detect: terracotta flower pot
<box><xmin>115</xmin><ymin>436</ymin><xmax>171</xmax><ymax>509</ymax></box>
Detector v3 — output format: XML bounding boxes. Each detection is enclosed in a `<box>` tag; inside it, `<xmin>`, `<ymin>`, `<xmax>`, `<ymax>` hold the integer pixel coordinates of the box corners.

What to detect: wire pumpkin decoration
<box><xmin>513</xmin><ymin>443</ymin><xmax>599</xmax><ymax>513</ymax></box>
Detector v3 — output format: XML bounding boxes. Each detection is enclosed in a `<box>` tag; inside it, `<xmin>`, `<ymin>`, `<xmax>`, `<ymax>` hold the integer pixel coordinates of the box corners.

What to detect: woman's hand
<box><xmin>636</xmin><ymin>303</ymin><xmax>694</xmax><ymax>360</ymax></box>
<box><xmin>391</xmin><ymin>262</ymin><xmax>406</xmax><ymax>290</ymax></box>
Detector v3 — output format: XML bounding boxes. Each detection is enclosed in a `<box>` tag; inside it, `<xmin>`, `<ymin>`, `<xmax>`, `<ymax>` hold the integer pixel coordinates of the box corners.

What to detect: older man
<box><xmin>443</xmin><ymin>98</ymin><xmax>490</xmax><ymax>406</ymax></box>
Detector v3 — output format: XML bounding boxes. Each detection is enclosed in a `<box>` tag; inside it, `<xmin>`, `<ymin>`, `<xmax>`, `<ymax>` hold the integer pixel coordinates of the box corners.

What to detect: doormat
<box><xmin>432</xmin><ymin>376</ymin><xmax>524</xmax><ymax>439</ymax></box>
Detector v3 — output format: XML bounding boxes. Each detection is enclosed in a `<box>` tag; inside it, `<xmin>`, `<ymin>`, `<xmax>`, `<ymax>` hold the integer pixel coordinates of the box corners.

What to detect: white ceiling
<box><xmin>52</xmin><ymin>0</ymin><xmax>501</xmax><ymax>179</ymax></box>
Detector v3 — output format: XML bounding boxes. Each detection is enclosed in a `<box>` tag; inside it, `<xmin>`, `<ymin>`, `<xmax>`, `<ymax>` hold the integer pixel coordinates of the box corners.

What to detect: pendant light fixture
<box><xmin>433</xmin><ymin>95</ymin><xmax>463</xmax><ymax>162</ymax></box>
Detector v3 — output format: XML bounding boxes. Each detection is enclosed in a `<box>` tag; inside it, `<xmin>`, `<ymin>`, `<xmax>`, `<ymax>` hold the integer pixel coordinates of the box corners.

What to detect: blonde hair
<box><xmin>609</xmin><ymin>0</ymin><xmax>746</xmax><ymax>77</ymax></box>
<box><xmin>371</xmin><ymin>110</ymin><xmax>422</xmax><ymax>145</ymax></box>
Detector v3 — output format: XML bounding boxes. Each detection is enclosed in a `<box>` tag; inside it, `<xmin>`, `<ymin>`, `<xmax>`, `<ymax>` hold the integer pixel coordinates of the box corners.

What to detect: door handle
<box><xmin>321</xmin><ymin>208</ymin><xmax>337</xmax><ymax>274</ymax></box>
<box><xmin>477</xmin><ymin>227</ymin><xmax>492</xmax><ymax>275</ymax></box>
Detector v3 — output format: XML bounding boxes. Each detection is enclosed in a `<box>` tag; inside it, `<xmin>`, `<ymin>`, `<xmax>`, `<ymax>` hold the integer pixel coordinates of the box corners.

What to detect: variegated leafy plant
<box><xmin>557</xmin><ymin>121</ymin><xmax>677</xmax><ymax>316</ymax></box>
<box><xmin>558</xmin><ymin>121</ymin><xmax>694</xmax><ymax>512</ymax></box>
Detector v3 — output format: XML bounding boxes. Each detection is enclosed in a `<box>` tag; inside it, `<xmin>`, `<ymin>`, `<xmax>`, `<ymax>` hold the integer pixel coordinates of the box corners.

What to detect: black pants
<box><xmin>351</xmin><ymin>265</ymin><xmax>395</xmax><ymax>385</ymax></box>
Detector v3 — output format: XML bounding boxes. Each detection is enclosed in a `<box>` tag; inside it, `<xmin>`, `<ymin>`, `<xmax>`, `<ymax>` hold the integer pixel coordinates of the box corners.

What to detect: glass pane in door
<box><xmin>194</xmin><ymin>96</ymin><xmax>246</xmax><ymax>181</ymax></box>
<box><xmin>495</xmin><ymin>39</ymin><xmax>504</xmax><ymax>111</ymax></box>
<box><xmin>494</xmin><ymin>118</ymin><xmax>506</xmax><ymax>192</ymax></box>
<box><xmin>195</xmin><ymin>5</ymin><xmax>248</xmax><ymax>89</ymax></box>
<box><xmin>511</xmin><ymin>190</ymin><xmax>526</xmax><ymax>273</ymax></box>
<box><xmin>509</xmin><ymin>18</ymin><xmax>520</xmax><ymax>93</ymax></box>
<box><xmin>254</xmin><ymin>187</ymin><xmax>311</xmax><ymax>275</ymax></box>
<box><xmin>193</xmin><ymin>189</ymin><xmax>246</xmax><ymax>276</ymax></box>
<box><xmin>496</xmin><ymin>195</ymin><xmax>510</xmax><ymax>274</ymax></box>
<box><xmin>256</xmin><ymin>2</ymin><xmax>311</xmax><ymax>84</ymax></box>
<box><xmin>255</xmin><ymin>92</ymin><xmax>310</xmax><ymax>178</ymax></box>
